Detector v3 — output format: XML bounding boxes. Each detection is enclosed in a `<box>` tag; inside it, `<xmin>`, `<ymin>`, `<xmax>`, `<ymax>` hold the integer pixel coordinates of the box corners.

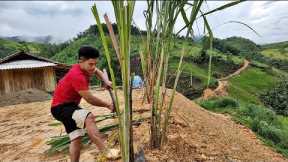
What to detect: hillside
<box><xmin>1</xmin><ymin>25</ymin><xmax>288</xmax><ymax>159</ymax></box>
<box><xmin>0</xmin><ymin>89</ymin><xmax>286</xmax><ymax>161</ymax></box>
<box><xmin>0</xmin><ymin>38</ymin><xmax>67</xmax><ymax>59</ymax></box>
<box><xmin>261</xmin><ymin>41</ymin><xmax>288</xmax><ymax>63</ymax></box>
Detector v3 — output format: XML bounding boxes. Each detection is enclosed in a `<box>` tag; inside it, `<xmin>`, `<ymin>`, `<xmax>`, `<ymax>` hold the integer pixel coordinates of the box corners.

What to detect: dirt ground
<box><xmin>0</xmin><ymin>89</ymin><xmax>286</xmax><ymax>162</ymax></box>
<box><xmin>0</xmin><ymin>88</ymin><xmax>51</xmax><ymax>107</ymax></box>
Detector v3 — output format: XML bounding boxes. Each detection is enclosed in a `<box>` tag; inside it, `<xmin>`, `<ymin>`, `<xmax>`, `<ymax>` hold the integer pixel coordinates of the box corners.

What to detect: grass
<box><xmin>228</xmin><ymin>67</ymin><xmax>279</xmax><ymax>104</ymax></box>
<box><xmin>261</xmin><ymin>48</ymin><xmax>288</xmax><ymax>61</ymax></box>
<box><xmin>170</xmin><ymin>61</ymin><xmax>210</xmax><ymax>82</ymax></box>
<box><xmin>199</xmin><ymin>97</ymin><xmax>288</xmax><ymax>158</ymax></box>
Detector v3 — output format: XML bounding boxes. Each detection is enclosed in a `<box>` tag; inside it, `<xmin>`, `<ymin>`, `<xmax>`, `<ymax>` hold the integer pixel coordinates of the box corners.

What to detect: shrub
<box><xmin>240</xmin><ymin>104</ymin><xmax>278</xmax><ymax>125</ymax></box>
<box><xmin>200</xmin><ymin>97</ymin><xmax>239</xmax><ymax>109</ymax></box>
<box><xmin>239</xmin><ymin>104</ymin><xmax>288</xmax><ymax>147</ymax></box>
<box><xmin>260</xmin><ymin>78</ymin><xmax>288</xmax><ymax>116</ymax></box>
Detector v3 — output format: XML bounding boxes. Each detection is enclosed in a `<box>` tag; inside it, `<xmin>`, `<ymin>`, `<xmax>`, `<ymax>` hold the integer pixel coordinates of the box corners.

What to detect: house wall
<box><xmin>0</xmin><ymin>67</ymin><xmax>56</xmax><ymax>95</ymax></box>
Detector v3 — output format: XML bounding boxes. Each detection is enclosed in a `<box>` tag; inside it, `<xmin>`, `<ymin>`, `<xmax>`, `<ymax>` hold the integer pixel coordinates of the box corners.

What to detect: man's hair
<box><xmin>78</xmin><ymin>45</ymin><xmax>100</xmax><ymax>60</ymax></box>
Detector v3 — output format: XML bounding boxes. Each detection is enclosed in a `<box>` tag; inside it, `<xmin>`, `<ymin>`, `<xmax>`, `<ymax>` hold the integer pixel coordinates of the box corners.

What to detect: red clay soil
<box><xmin>0</xmin><ymin>89</ymin><xmax>286</xmax><ymax>161</ymax></box>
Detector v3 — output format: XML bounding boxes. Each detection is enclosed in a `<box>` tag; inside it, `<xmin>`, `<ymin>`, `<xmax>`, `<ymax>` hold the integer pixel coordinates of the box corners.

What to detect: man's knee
<box><xmin>85</xmin><ymin>113</ymin><xmax>95</xmax><ymax>125</ymax></box>
<box><xmin>70</xmin><ymin>136</ymin><xmax>82</xmax><ymax>146</ymax></box>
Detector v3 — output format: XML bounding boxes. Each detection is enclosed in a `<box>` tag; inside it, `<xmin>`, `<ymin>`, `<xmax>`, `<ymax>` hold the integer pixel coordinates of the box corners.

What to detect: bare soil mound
<box><xmin>0</xmin><ymin>89</ymin><xmax>286</xmax><ymax>161</ymax></box>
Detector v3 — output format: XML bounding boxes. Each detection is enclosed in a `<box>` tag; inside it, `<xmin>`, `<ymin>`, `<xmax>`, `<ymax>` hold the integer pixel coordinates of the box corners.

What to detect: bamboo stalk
<box><xmin>162</xmin><ymin>46</ymin><xmax>185</xmax><ymax>144</ymax></box>
<box><xmin>92</xmin><ymin>1</ymin><xmax>135</xmax><ymax>161</ymax></box>
<box><xmin>138</xmin><ymin>0</ymin><xmax>247</xmax><ymax>149</ymax></box>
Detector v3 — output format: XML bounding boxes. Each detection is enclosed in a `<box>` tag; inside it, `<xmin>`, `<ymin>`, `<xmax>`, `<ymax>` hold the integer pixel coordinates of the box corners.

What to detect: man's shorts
<box><xmin>51</xmin><ymin>103</ymin><xmax>91</xmax><ymax>141</ymax></box>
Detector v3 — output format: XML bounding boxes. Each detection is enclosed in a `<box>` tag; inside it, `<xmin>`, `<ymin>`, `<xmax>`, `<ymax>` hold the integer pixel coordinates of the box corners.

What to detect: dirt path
<box><xmin>0</xmin><ymin>89</ymin><xmax>286</xmax><ymax>161</ymax></box>
<box><xmin>219</xmin><ymin>59</ymin><xmax>250</xmax><ymax>81</ymax></box>
<box><xmin>203</xmin><ymin>59</ymin><xmax>250</xmax><ymax>99</ymax></box>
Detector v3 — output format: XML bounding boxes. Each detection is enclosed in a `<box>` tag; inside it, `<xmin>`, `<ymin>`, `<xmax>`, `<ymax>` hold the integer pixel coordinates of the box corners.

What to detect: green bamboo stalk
<box><xmin>162</xmin><ymin>45</ymin><xmax>185</xmax><ymax>145</ymax></box>
<box><xmin>91</xmin><ymin>5</ymin><xmax>121</xmax><ymax>118</ymax></box>
<box><xmin>138</xmin><ymin>0</ymin><xmax>247</xmax><ymax>150</ymax></box>
<box><xmin>92</xmin><ymin>1</ymin><xmax>135</xmax><ymax>161</ymax></box>
<box><xmin>91</xmin><ymin>4</ymin><xmax>127</xmax><ymax>161</ymax></box>
<box><xmin>151</xmin><ymin>46</ymin><xmax>165</xmax><ymax>148</ymax></box>
<box><xmin>202</xmin><ymin>14</ymin><xmax>213</xmax><ymax>87</ymax></box>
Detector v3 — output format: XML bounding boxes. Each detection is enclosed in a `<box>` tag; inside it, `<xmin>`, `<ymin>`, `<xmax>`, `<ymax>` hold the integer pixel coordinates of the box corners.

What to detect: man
<box><xmin>51</xmin><ymin>46</ymin><xmax>114</xmax><ymax>162</ymax></box>
<box><xmin>132</xmin><ymin>75</ymin><xmax>143</xmax><ymax>89</ymax></box>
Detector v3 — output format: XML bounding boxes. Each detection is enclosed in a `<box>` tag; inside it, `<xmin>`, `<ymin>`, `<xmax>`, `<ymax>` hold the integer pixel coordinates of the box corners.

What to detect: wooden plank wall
<box><xmin>43</xmin><ymin>67</ymin><xmax>56</xmax><ymax>91</ymax></box>
<box><xmin>0</xmin><ymin>71</ymin><xmax>5</xmax><ymax>95</ymax></box>
<box><xmin>0</xmin><ymin>67</ymin><xmax>56</xmax><ymax>95</ymax></box>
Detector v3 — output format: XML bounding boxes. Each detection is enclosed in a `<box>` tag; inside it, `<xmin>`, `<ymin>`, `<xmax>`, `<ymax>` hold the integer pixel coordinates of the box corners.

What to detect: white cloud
<box><xmin>0</xmin><ymin>1</ymin><xmax>287</xmax><ymax>44</ymax></box>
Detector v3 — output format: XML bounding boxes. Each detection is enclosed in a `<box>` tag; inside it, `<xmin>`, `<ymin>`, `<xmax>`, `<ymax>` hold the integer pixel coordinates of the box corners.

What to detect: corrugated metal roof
<box><xmin>0</xmin><ymin>59</ymin><xmax>56</xmax><ymax>70</ymax></box>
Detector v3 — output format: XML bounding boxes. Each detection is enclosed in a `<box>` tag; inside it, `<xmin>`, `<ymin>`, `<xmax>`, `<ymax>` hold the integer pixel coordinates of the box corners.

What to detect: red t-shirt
<box><xmin>51</xmin><ymin>64</ymin><xmax>90</xmax><ymax>108</ymax></box>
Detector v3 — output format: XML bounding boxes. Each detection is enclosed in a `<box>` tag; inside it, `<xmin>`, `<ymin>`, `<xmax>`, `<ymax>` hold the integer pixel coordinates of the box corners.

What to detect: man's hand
<box><xmin>94</xmin><ymin>68</ymin><xmax>113</xmax><ymax>90</ymax></box>
<box><xmin>103</xmin><ymin>80</ymin><xmax>112</xmax><ymax>90</ymax></box>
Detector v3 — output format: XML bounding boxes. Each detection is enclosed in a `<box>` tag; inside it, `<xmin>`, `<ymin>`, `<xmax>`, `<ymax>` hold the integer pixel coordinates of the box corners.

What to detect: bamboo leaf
<box><xmin>104</xmin><ymin>14</ymin><xmax>122</xmax><ymax>63</ymax></box>
<box><xmin>203</xmin><ymin>0</ymin><xmax>246</xmax><ymax>16</ymax></box>
<box><xmin>223</xmin><ymin>20</ymin><xmax>261</xmax><ymax>37</ymax></box>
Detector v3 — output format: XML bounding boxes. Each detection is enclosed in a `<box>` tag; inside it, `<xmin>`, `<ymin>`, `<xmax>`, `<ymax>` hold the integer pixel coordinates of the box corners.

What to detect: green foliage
<box><xmin>0</xmin><ymin>38</ymin><xmax>66</xmax><ymax>59</ymax></box>
<box><xmin>259</xmin><ymin>41</ymin><xmax>288</xmax><ymax>72</ymax></box>
<box><xmin>261</xmin><ymin>41</ymin><xmax>288</xmax><ymax>50</ymax></box>
<box><xmin>213</xmin><ymin>36</ymin><xmax>260</xmax><ymax>56</ymax></box>
<box><xmin>52</xmin><ymin>35</ymin><xmax>103</xmax><ymax>64</ymax></box>
<box><xmin>228</xmin><ymin>67</ymin><xmax>279</xmax><ymax>104</ymax></box>
<box><xmin>261</xmin><ymin>49</ymin><xmax>288</xmax><ymax>62</ymax></box>
<box><xmin>199</xmin><ymin>97</ymin><xmax>240</xmax><ymax>110</ymax></box>
<box><xmin>260</xmin><ymin>78</ymin><xmax>288</xmax><ymax>116</ymax></box>
<box><xmin>201</xmin><ymin>98</ymin><xmax>288</xmax><ymax>157</ymax></box>
<box><xmin>238</xmin><ymin>104</ymin><xmax>288</xmax><ymax>152</ymax></box>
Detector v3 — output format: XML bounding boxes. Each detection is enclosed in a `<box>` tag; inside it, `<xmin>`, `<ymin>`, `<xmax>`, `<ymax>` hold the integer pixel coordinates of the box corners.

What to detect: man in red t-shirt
<box><xmin>51</xmin><ymin>46</ymin><xmax>114</xmax><ymax>162</ymax></box>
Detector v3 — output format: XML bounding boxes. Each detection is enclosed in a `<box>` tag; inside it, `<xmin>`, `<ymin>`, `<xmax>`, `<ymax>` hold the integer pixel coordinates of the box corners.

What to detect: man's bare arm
<box><xmin>94</xmin><ymin>68</ymin><xmax>112</xmax><ymax>89</ymax></box>
<box><xmin>94</xmin><ymin>68</ymin><xmax>108</xmax><ymax>82</ymax></box>
<box><xmin>78</xmin><ymin>90</ymin><xmax>113</xmax><ymax>111</ymax></box>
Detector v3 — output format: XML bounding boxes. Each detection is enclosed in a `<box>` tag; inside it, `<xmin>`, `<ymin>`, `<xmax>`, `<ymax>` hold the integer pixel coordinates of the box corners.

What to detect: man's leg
<box><xmin>85</xmin><ymin>113</ymin><xmax>106</xmax><ymax>151</ymax></box>
<box><xmin>70</xmin><ymin>136</ymin><xmax>82</xmax><ymax>162</ymax></box>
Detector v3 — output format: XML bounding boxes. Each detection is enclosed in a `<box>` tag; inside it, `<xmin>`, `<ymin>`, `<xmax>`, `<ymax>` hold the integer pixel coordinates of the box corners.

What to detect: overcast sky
<box><xmin>0</xmin><ymin>1</ymin><xmax>287</xmax><ymax>44</ymax></box>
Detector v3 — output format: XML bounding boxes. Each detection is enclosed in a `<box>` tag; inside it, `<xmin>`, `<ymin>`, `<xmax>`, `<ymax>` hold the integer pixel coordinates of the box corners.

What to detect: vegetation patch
<box><xmin>260</xmin><ymin>78</ymin><xmax>288</xmax><ymax>116</ymax></box>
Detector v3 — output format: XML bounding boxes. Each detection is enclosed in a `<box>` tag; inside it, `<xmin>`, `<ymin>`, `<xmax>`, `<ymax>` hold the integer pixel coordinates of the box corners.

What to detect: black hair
<box><xmin>78</xmin><ymin>45</ymin><xmax>100</xmax><ymax>60</ymax></box>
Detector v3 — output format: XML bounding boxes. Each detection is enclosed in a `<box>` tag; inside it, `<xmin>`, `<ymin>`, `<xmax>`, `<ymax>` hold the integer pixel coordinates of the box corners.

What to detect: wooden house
<box><xmin>0</xmin><ymin>51</ymin><xmax>70</xmax><ymax>95</ymax></box>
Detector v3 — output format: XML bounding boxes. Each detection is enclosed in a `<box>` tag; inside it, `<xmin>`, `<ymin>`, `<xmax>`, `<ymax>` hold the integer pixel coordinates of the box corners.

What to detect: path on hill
<box><xmin>203</xmin><ymin>59</ymin><xmax>250</xmax><ymax>99</ymax></box>
<box><xmin>219</xmin><ymin>59</ymin><xmax>250</xmax><ymax>81</ymax></box>
<box><xmin>0</xmin><ymin>89</ymin><xmax>286</xmax><ymax>161</ymax></box>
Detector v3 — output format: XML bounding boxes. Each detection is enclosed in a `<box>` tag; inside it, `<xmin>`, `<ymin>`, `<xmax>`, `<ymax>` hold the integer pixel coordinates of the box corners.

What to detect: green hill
<box><xmin>1</xmin><ymin>24</ymin><xmax>288</xmax><ymax>157</ymax></box>
<box><xmin>2</xmin><ymin>25</ymin><xmax>287</xmax><ymax>102</ymax></box>
<box><xmin>0</xmin><ymin>38</ymin><xmax>66</xmax><ymax>59</ymax></box>
<box><xmin>213</xmin><ymin>36</ymin><xmax>260</xmax><ymax>56</ymax></box>
<box><xmin>261</xmin><ymin>41</ymin><xmax>288</xmax><ymax>62</ymax></box>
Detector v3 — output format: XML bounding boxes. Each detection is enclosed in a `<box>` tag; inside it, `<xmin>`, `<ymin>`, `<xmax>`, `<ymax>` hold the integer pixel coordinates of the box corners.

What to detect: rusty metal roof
<box><xmin>0</xmin><ymin>59</ymin><xmax>56</xmax><ymax>70</ymax></box>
